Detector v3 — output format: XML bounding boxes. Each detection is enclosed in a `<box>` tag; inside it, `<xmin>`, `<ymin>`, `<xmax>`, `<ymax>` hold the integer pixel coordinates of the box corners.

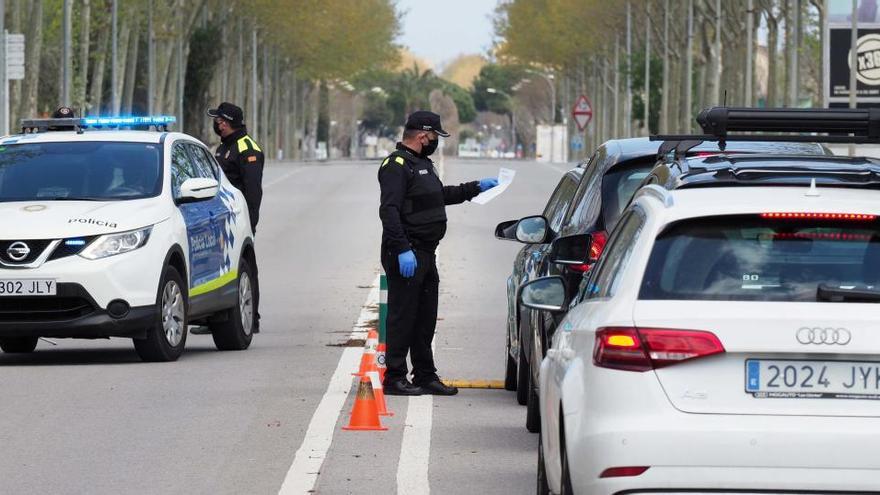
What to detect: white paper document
<box><xmin>472</xmin><ymin>167</ymin><xmax>515</xmax><ymax>205</ymax></box>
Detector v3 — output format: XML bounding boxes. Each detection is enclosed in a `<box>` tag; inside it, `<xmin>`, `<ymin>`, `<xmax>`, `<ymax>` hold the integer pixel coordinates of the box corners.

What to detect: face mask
<box><xmin>422</xmin><ymin>138</ymin><xmax>439</xmax><ymax>157</ymax></box>
<box><xmin>213</xmin><ymin>121</ymin><xmax>223</xmax><ymax>136</ymax></box>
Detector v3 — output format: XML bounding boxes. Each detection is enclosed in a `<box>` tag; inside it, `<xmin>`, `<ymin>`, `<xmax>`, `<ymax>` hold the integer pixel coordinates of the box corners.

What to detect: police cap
<box><xmin>207</xmin><ymin>102</ymin><xmax>245</xmax><ymax>127</ymax></box>
<box><xmin>405</xmin><ymin>110</ymin><xmax>450</xmax><ymax>137</ymax></box>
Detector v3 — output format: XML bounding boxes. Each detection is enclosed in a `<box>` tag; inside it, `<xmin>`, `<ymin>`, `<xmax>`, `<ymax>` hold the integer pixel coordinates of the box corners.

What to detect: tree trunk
<box><xmin>122</xmin><ymin>20</ymin><xmax>139</xmax><ymax>114</ymax></box>
<box><xmin>76</xmin><ymin>0</ymin><xmax>90</xmax><ymax>112</ymax></box>
<box><xmin>113</xmin><ymin>18</ymin><xmax>130</xmax><ymax>115</ymax></box>
<box><xmin>767</xmin><ymin>11</ymin><xmax>779</xmax><ymax>107</ymax></box>
<box><xmin>89</xmin><ymin>9</ymin><xmax>111</xmax><ymax>116</ymax></box>
<box><xmin>20</xmin><ymin>0</ymin><xmax>42</xmax><ymax>120</ymax></box>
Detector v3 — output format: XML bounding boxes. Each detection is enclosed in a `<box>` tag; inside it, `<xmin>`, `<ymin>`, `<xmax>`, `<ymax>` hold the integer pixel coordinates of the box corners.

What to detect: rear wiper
<box><xmin>817</xmin><ymin>283</ymin><xmax>880</xmax><ymax>302</ymax></box>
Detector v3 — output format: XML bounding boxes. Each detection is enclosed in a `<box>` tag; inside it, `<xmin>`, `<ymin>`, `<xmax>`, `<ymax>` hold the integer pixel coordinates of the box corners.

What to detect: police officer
<box><xmin>379</xmin><ymin>111</ymin><xmax>498</xmax><ymax>396</ymax></box>
<box><xmin>207</xmin><ymin>102</ymin><xmax>264</xmax><ymax>332</ymax></box>
<box><xmin>207</xmin><ymin>102</ymin><xmax>264</xmax><ymax>231</ymax></box>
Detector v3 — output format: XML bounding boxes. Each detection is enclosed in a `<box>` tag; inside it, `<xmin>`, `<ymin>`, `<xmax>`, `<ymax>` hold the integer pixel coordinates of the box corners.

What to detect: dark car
<box><xmin>497</xmin><ymin>137</ymin><xmax>830</xmax><ymax>433</ymax></box>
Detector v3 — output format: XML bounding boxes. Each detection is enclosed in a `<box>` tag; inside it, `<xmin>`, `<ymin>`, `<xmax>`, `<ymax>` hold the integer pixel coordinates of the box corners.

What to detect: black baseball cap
<box><xmin>207</xmin><ymin>102</ymin><xmax>244</xmax><ymax>127</ymax></box>
<box><xmin>405</xmin><ymin>110</ymin><xmax>450</xmax><ymax>137</ymax></box>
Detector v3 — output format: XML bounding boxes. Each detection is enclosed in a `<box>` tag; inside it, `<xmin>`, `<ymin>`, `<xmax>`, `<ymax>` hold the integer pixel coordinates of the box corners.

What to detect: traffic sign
<box><xmin>572</xmin><ymin>94</ymin><xmax>593</xmax><ymax>131</ymax></box>
<box><xmin>5</xmin><ymin>33</ymin><xmax>24</xmax><ymax>81</ymax></box>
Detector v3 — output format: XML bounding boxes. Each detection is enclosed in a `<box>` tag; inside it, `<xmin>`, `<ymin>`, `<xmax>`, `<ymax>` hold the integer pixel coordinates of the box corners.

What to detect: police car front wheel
<box><xmin>0</xmin><ymin>336</ymin><xmax>38</xmax><ymax>353</ymax></box>
<box><xmin>133</xmin><ymin>265</ymin><xmax>188</xmax><ymax>362</ymax></box>
<box><xmin>210</xmin><ymin>257</ymin><xmax>255</xmax><ymax>351</ymax></box>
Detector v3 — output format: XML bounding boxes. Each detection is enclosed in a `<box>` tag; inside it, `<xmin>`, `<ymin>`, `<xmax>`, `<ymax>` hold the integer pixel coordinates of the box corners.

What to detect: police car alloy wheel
<box><xmin>134</xmin><ymin>266</ymin><xmax>188</xmax><ymax>362</ymax></box>
<box><xmin>210</xmin><ymin>257</ymin><xmax>255</xmax><ymax>351</ymax></box>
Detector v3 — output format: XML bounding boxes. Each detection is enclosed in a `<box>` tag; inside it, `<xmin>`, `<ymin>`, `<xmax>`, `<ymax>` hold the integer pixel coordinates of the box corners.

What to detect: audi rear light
<box><xmin>599</xmin><ymin>466</ymin><xmax>650</xmax><ymax>478</ymax></box>
<box><xmin>567</xmin><ymin>231</ymin><xmax>608</xmax><ymax>273</ymax></box>
<box><xmin>594</xmin><ymin>327</ymin><xmax>725</xmax><ymax>372</ymax></box>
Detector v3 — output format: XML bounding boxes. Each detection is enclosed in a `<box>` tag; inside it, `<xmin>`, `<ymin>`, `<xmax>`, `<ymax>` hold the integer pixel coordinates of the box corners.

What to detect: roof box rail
<box><xmin>697</xmin><ymin>107</ymin><xmax>880</xmax><ymax>139</ymax></box>
<box><xmin>651</xmin><ymin>107</ymin><xmax>880</xmax><ymax>158</ymax></box>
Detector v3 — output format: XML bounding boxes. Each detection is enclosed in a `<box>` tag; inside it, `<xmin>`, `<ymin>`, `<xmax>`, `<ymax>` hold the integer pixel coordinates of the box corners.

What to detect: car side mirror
<box><xmin>519</xmin><ymin>276</ymin><xmax>567</xmax><ymax>313</ymax></box>
<box><xmin>550</xmin><ymin>233</ymin><xmax>595</xmax><ymax>266</ymax></box>
<box><xmin>515</xmin><ymin>215</ymin><xmax>550</xmax><ymax>244</ymax></box>
<box><xmin>177</xmin><ymin>177</ymin><xmax>218</xmax><ymax>204</ymax></box>
<box><xmin>495</xmin><ymin>219</ymin><xmax>519</xmax><ymax>240</ymax></box>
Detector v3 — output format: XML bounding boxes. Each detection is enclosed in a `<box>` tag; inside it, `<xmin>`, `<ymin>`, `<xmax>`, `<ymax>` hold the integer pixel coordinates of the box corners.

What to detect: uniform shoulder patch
<box><xmin>394</xmin><ymin>156</ymin><xmax>405</xmax><ymax>165</ymax></box>
<box><xmin>247</xmin><ymin>155</ymin><xmax>257</xmax><ymax>163</ymax></box>
<box><xmin>381</xmin><ymin>157</ymin><xmax>390</xmax><ymax>167</ymax></box>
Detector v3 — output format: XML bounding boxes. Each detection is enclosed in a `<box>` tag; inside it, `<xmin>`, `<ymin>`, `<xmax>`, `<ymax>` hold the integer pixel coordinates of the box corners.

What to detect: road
<box><xmin>0</xmin><ymin>157</ymin><xmax>568</xmax><ymax>495</ymax></box>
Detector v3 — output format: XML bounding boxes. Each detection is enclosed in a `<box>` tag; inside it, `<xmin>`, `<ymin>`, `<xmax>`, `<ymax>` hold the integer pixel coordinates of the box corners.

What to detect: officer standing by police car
<box><xmin>206</xmin><ymin>102</ymin><xmax>264</xmax><ymax>332</ymax></box>
<box><xmin>379</xmin><ymin>111</ymin><xmax>498</xmax><ymax>396</ymax></box>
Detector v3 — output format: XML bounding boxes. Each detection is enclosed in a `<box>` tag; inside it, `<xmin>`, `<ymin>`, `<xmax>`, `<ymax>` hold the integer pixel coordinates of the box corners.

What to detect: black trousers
<box><xmin>381</xmin><ymin>248</ymin><xmax>440</xmax><ymax>386</ymax></box>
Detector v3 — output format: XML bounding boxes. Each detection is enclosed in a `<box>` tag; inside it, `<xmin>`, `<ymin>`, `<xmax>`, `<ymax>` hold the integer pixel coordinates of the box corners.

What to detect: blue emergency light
<box><xmin>81</xmin><ymin>115</ymin><xmax>177</xmax><ymax>127</ymax></box>
<box><xmin>20</xmin><ymin>115</ymin><xmax>177</xmax><ymax>134</ymax></box>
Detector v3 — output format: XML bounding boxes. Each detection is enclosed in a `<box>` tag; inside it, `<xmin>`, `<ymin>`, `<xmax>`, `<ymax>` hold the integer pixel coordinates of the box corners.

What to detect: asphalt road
<box><xmin>0</xmin><ymin>157</ymin><xmax>568</xmax><ymax>495</ymax></box>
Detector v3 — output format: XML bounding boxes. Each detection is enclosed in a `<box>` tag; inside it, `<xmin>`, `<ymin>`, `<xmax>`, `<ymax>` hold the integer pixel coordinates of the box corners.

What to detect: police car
<box><xmin>0</xmin><ymin>116</ymin><xmax>257</xmax><ymax>361</ymax></box>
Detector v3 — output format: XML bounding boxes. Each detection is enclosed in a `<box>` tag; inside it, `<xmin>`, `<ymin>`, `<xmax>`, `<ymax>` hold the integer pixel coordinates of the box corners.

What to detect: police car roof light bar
<box><xmin>20</xmin><ymin>115</ymin><xmax>177</xmax><ymax>134</ymax></box>
<box><xmin>651</xmin><ymin>107</ymin><xmax>880</xmax><ymax>159</ymax></box>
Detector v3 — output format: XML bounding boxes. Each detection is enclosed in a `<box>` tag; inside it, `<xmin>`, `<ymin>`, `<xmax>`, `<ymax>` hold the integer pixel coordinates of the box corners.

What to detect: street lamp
<box><xmin>524</xmin><ymin>69</ymin><xmax>556</xmax><ymax>124</ymax></box>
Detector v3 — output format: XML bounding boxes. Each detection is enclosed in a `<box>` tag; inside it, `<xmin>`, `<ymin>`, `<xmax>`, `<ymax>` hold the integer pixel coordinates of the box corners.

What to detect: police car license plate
<box><xmin>0</xmin><ymin>279</ymin><xmax>56</xmax><ymax>296</ymax></box>
<box><xmin>745</xmin><ymin>359</ymin><xmax>880</xmax><ymax>400</ymax></box>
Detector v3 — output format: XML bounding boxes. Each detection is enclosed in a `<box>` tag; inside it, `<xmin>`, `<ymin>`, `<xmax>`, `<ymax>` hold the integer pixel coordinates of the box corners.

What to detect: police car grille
<box><xmin>0</xmin><ymin>297</ymin><xmax>95</xmax><ymax>322</ymax></box>
<box><xmin>0</xmin><ymin>239</ymin><xmax>53</xmax><ymax>265</ymax></box>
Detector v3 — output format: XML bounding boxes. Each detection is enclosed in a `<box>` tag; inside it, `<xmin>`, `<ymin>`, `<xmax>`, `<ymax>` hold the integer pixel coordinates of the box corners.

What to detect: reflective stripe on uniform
<box><xmin>394</xmin><ymin>156</ymin><xmax>405</xmax><ymax>165</ymax></box>
<box><xmin>237</xmin><ymin>135</ymin><xmax>262</xmax><ymax>153</ymax></box>
<box><xmin>382</xmin><ymin>157</ymin><xmax>390</xmax><ymax>166</ymax></box>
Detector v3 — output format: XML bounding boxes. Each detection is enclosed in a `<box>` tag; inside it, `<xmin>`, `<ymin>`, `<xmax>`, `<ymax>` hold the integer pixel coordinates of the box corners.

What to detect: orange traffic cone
<box><xmin>342</xmin><ymin>374</ymin><xmax>388</xmax><ymax>431</ymax></box>
<box><xmin>367</xmin><ymin>370</ymin><xmax>393</xmax><ymax>417</ymax></box>
<box><xmin>353</xmin><ymin>329</ymin><xmax>380</xmax><ymax>377</ymax></box>
<box><xmin>376</xmin><ymin>342</ymin><xmax>387</xmax><ymax>382</ymax></box>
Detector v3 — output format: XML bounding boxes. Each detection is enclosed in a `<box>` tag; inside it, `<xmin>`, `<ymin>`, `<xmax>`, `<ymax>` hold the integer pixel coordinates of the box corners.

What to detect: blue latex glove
<box><xmin>398</xmin><ymin>250</ymin><xmax>417</xmax><ymax>278</ymax></box>
<box><xmin>479</xmin><ymin>178</ymin><xmax>499</xmax><ymax>192</ymax></box>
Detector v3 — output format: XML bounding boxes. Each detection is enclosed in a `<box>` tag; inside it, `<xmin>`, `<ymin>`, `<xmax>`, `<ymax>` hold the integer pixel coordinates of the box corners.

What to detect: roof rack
<box><xmin>651</xmin><ymin>107</ymin><xmax>880</xmax><ymax>159</ymax></box>
<box><xmin>20</xmin><ymin>115</ymin><xmax>176</xmax><ymax>134</ymax></box>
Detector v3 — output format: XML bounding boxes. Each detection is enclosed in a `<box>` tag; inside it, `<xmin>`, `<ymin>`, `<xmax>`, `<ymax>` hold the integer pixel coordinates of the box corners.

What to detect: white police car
<box><xmin>0</xmin><ymin>116</ymin><xmax>257</xmax><ymax>361</ymax></box>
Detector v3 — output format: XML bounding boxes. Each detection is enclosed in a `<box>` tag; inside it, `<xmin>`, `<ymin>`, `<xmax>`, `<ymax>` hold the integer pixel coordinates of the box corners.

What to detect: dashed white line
<box><xmin>264</xmin><ymin>166</ymin><xmax>308</xmax><ymax>189</ymax></box>
<box><xmin>277</xmin><ymin>276</ymin><xmax>378</xmax><ymax>495</ymax></box>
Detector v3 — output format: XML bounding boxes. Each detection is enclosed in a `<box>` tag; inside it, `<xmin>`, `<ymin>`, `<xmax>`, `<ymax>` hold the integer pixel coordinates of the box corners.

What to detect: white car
<box><xmin>0</xmin><ymin>116</ymin><xmax>257</xmax><ymax>361</ymax></box>
<box><xmin>524</xmin><ymin>177</ymin><xmax>880</xmax><ymax>493</ymax></box>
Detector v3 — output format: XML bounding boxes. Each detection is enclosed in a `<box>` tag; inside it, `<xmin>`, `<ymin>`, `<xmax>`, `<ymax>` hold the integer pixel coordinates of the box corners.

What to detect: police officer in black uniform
<box><xmin>207</xmin><ymin>102</ymin><xmax>264</xmax><ymax>331</ymax></box>
<box><xmin>379</xmin><ymin>111</ymin><xmax>498</xmax><ymax>396</ymax></box>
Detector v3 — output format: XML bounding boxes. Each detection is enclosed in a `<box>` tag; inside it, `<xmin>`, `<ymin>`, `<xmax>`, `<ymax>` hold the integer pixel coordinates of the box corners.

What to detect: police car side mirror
<box><xmin>177</xmin><ymin>178</ymin><xmax>219</xmax><ymax>204</ymax></box>
<box><xmin>515</xmin><ymin>215</ymin><xmax>550</xmax><ymax>244</ymax></box>
<box><xmin>550</xmin><ymin>233</ymin><xmax>594</xmax><ymax>266</ymax></box>
<box><xmin>519</xmin><ymin>276</ymin><xmax>567</xmax><ymax>313</ymax></box>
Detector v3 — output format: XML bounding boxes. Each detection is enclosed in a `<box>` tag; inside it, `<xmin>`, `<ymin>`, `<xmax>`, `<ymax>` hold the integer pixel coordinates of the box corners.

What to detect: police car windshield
<box><xmin>0</xmin><ymin>141</ymin><xmax>162</xmax><ymax>202</ymax></box>
<box><xmin>640</xmin><ymin>215</ymin><xmax>880</xmax><ymax>302</ymax></box>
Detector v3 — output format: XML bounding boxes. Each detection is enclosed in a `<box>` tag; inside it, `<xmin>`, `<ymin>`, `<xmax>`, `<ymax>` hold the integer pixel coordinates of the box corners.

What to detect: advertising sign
<box><xmin>826</xmin><ymin>0</ymin><xmax>880</xmax><ymax>105</ymax></box>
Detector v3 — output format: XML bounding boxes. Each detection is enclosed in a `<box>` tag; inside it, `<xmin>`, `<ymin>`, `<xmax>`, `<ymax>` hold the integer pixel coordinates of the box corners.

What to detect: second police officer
<box><xmin>207</xmin><ymin>102</ymin><xmax>264</xmax><ymax>332</ymax></box>
<box><xmin>379</xmin><ymin>111</ymin><xmax>498</xmax><ymax>396</ymax></box>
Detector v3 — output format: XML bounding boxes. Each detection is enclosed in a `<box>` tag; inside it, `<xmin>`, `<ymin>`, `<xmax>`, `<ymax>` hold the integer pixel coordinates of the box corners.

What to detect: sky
<box><xmin>397</xmin><ymin>0</ymin><xmax>498</xmax><ymax>69</ymax></box>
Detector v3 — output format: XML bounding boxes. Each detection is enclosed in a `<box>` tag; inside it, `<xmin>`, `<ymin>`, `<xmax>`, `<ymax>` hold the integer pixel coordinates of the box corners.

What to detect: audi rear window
<box><xmin>639</xmin><ymin>215</ymin><xmax>880</xmax><ymax>302</ymax></box>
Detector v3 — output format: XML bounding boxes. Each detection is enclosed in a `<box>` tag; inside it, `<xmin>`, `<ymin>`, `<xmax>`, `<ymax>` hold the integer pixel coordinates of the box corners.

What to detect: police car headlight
<box><xmin>80</xmin><ymin>227</ymin><xmax>152</xmax><ymax>260</ymax></box>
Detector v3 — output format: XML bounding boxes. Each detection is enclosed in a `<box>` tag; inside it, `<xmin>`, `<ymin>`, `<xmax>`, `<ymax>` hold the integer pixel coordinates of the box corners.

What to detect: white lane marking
<box><xmin>396</xmin><ymin>395</ymin><xmax>433</xmax><ymax>495</ymax></box>
<box><xmin>537</xmin><ymin>161</ymin><xmax>571</xmax><ymax>174</ymax></box>
<box><xmin>265</xmin><ymin>166</ymin><xmax>308</xmax><ymax>189</ymax></box>
<box><xmin>277</xmin><ymin>276</ymin><xmax>378</xmax><ymax>495</ymax></box>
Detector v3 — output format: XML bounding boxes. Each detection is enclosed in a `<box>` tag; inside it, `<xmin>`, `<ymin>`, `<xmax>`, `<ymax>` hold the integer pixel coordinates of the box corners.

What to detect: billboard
<box><xmin>825</xmin><ymin>0</ymin><xmax>880</xmax><ymax>105</ymax></box>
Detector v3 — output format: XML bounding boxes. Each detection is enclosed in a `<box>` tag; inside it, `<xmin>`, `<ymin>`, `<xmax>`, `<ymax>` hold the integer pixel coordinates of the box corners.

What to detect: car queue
<box><xmin>502</xmin><ymin>107</ymin><xmax>880</xmax><ymax>494</ymax></box>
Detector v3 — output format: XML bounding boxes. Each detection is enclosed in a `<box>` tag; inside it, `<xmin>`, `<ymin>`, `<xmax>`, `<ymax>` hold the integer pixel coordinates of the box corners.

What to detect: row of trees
<box><xmin>8</xmin><ymin>0</ymin><xmax>400</xmax><ymax>159</ymax></box>
<box><xmin>495</xmin><ymin>0</ymin><xmax>823</xmax><ymax>158</ymax></box>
